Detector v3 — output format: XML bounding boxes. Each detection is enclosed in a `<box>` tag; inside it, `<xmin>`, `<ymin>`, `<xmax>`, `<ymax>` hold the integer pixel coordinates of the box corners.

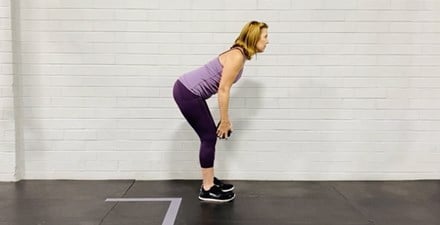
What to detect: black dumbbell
<box><xmin>216</xmin><ymin>121</ymin><xmax>232</xmax><ymax>139</ymax></box>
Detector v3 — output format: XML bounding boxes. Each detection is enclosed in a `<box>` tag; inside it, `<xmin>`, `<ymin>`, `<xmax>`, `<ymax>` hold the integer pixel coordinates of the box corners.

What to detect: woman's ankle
<box><xmin>203</xmin><ymin>183</ymin><xmax>214</xmax><ymax>191</ymax></box>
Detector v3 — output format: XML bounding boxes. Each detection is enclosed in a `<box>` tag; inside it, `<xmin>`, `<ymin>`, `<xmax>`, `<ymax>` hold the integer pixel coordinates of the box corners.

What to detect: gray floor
<box><xmin>0</xmin><ymin>180</ymin><xmax>439</xmax><ymax>225</ymax></box>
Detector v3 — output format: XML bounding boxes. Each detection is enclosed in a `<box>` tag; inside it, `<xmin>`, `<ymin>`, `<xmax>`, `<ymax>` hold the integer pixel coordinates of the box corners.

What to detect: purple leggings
<box><xmin>173</xmin><ymin>80</ymin><xmax>217</xmax><ymax>168</ymax></box>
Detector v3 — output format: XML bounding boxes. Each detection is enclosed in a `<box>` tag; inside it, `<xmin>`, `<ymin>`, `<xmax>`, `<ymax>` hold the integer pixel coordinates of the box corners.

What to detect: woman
<box><xmin>173</xmin><ymin>21</ymin><xmax>269</xmax><ymax>202</ymax></box>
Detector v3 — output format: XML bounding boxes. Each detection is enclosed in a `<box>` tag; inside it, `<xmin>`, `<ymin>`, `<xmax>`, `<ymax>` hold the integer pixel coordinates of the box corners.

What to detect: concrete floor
<box><xmin>0</xmin><ymin>180</ymin><xmax>439</xmax><ymax>225</ymax></box>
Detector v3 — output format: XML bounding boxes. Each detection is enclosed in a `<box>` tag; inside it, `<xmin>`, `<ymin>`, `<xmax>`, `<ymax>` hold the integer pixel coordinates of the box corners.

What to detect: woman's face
<box><xmin>256</xmin><ymin>28</ymin><xmax>269</xmax><ymax>53</ymax></box>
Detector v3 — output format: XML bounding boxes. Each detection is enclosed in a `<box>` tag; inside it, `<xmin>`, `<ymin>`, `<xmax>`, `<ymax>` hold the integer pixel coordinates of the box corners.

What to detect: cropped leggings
<box><xmin>173</xmin><ymin>80</ymin><xmax>217</xmax><ymax>168</ymax></box>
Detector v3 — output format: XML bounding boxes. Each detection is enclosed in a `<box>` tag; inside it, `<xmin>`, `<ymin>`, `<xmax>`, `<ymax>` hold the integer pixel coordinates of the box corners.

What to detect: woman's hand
<box><xmin>216</xmin><ymin>120</ymin><xmax>233</xmax><ymax>139</ymax></box>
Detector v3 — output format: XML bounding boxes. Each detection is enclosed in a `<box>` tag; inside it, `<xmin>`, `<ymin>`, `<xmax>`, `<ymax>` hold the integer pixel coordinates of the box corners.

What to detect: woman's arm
<box><xmin>217</xmin><ymin>49</ymin><xmax>245</xmax><ymax>138</ymax></box>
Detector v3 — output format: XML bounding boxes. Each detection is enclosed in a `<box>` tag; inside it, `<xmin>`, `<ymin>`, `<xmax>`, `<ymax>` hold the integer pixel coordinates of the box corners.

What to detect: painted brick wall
<box><xmin>3</xmin><ymin>0</ymin><xmax>440</xmax><ymax>180</ymax></box>
<box><xmin>0</xmin><ymin>0</ymin><xmax>16</xmax><ymax>181</ymax></box>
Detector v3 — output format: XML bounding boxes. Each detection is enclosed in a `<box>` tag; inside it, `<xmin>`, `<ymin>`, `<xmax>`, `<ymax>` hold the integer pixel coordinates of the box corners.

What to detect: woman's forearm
<box><xmin>217</xmin><ymin>88</ymin><xmax>230</xmax><ymax>122</ymax></box>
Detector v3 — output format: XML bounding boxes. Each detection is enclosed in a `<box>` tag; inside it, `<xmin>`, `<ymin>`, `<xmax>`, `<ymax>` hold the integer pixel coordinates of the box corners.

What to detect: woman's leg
<box><xmin>201</xmin><ymin>168</ymin><xmax>214</xmax><ymax>190</ymax></box>
<box><xmin>173</xmin><ymin>81</ymin><xmax>217</xmax><ymax>190</ymax></box>
<box><xmin>196</xmin><ymin>99</ymin><xmax>218</xmax><ymax>190</ymax></box>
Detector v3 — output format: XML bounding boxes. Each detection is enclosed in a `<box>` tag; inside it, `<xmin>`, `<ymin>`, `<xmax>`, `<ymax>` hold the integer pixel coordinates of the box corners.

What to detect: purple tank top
<box><xmin>178</xmin><ymin>56</ymin><xmax>243</xmax><ymax>99</ymax></box>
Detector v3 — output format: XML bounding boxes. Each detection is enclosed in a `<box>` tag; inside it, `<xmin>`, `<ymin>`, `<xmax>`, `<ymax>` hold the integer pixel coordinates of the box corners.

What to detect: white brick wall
<box><xmin>1</xmin><ymin>0</ymin><xmax>440</xmax><ymax>181</ymax></box>
<box><xmin>0</xmin><ymin>0</ymin><xmax>17</xmax><ymax>181</ymax></box>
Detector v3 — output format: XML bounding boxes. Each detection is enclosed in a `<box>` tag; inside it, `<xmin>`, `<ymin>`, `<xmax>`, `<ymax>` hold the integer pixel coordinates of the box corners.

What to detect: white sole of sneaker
<box><xmin>221</xmin><ymin>187</ymin><xmax>234</xmax><ymax>192</ymax></box>
<box><xmin>198</xmin><ymin>194</ymin><xmax>236</xmax><ymax>203</ymax></box>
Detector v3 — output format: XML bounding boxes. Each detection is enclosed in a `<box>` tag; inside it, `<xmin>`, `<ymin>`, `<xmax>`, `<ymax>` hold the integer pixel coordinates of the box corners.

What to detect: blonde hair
<box><xmin>232</xmin><ymin>21</ymin><xmax>268</xmax><ymax>60</ymax></box>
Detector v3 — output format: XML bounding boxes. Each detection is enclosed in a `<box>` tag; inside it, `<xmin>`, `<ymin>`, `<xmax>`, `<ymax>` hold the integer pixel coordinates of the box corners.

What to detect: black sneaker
<box><xmin>214</xmin><ymin>177</ymin><xmax>234</xmax><ymax>192</ymax></box>
<box><xmin>199</xmin><ymin>185</ymin><xmax>235</xmax><ymax>203</ymax></box>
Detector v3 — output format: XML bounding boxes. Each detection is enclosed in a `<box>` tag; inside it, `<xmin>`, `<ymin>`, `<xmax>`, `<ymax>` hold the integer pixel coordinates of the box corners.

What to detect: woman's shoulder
<box><xmin>220</xmin><ymin>47</ymin><xmax>246</xmax><ymax>62</ymax></box>
<box><xmin>216</xmin><ymin>51</ymin><xmax>244</xmax><ymax>73</ymax></box>
<box><xmin>228</xmin><ymin>49</ymin><xmax>246</xmax><ymax>62</ymax></box>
